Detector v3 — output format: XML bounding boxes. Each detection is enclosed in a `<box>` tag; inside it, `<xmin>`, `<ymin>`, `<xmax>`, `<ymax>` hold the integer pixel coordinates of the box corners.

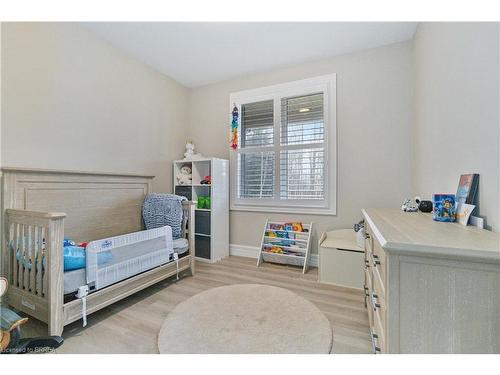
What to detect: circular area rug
<box><xmin>158</xmin><ymin>284</ymin><xmax>332</xmax><ymax>354</ymax></box>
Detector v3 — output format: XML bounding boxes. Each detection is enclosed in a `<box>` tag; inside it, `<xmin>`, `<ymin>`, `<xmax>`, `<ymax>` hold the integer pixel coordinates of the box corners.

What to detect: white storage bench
<box><xmin>318</xmin><ymin>229</ymin><xmax>364</xmax><ymax>289</ymax></box>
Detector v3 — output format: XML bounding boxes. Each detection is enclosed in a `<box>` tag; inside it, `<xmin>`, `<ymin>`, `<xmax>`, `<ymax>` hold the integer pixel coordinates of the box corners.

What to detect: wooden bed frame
<box><xmin>0</xmin><ymin>167</ymin><xmax>195</xmax><ymax>336</ymax></box>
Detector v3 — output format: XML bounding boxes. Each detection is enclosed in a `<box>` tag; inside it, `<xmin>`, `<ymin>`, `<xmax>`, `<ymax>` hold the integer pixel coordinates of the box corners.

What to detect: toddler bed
<box><xmin>1</xmin><ymin>168</ymin><xmax>196</xmax><ymax>335</ymax></box>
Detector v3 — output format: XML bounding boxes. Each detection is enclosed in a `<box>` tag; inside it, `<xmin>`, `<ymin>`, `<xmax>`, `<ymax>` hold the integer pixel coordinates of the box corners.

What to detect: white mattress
<box><xmin>64</xmin><ymin>268</ymin><xmax>87</xmax><ymax>295</ymax></box>
<box><xmin>173</xmin><ymin>238</ymin><xmax>189</xmax><ymax>253</ymax></box>
<box><xmin>63</xmin><ymin>238</ymin><xmax>190</xmax><ymax>295</ymax></box>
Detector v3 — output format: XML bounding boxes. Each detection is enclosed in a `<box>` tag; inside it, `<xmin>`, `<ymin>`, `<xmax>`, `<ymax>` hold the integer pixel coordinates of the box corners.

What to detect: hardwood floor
<box><xmin>23</xmin><ymin>256</ymin><xmax>372</xmax><ymax>354</ymax></box>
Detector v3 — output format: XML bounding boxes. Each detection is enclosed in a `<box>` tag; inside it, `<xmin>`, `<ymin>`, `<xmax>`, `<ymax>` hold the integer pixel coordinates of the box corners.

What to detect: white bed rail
<box><xmin>86</xmin><ymin>225</ymin><xmax>173</xmax><ymax>290</ymax></box>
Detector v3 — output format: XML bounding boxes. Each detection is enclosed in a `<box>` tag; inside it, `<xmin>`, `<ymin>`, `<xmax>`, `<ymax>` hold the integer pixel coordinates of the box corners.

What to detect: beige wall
<box><xmin>0</xmin><ymin>22</ymin><xmax>2</xmax><ymax>170</ymax></box>
<box><xmin>188</xmin><ymin>41</ymin><xmax>414</xmax><ymax>251</ymax></box>
<box><xmin>3</xmin><ymin>22</ymin><xmax>496</xmax><ymax>254</ymax></box>
<box><xmin>1</xmin><ymin>23</ymin><xmax>189</xmax><ymax>192</ymax></box>
<box><xmin>413</xmin><ymin>23</ymin><xmax>500</xmax><ymax>231</ymax></box>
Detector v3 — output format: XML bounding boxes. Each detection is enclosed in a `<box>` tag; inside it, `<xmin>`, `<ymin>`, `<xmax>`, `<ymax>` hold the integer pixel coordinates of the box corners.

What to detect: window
<box><xmin>230</xmin><ymin>74</ymin><xmax>336</xmax><ymax>214</ymax></box>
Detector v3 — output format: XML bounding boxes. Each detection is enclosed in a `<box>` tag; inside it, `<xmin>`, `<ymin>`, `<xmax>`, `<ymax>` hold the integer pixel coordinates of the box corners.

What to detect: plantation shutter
<box><xmin>241</xmin><ymin>100</ymin><xmax>274</xmax><ymax>147</ymax></box>
<box><xmin>238</xmin><ymin>100</ymin><xmax>275</xmax><ymax>199</ymax></box>
<box><xmin>280</xmin><ymin>93</ymin><xmax>325</xmax><ymax>200</ymax></box>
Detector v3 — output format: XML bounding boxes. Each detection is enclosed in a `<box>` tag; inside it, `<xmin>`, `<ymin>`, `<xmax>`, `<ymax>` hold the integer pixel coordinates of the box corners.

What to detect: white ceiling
<box><xmin>83</xmin><ymin>22</ymin><xmax>418</xmax><ymax>88</ymax></box>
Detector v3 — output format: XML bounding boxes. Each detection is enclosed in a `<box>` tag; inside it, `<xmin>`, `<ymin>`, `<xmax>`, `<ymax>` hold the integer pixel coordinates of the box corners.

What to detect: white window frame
<box><xmin>229</xmin><ymin>74</ymin><xmax>337</xmax><ymax>215</ymax></box>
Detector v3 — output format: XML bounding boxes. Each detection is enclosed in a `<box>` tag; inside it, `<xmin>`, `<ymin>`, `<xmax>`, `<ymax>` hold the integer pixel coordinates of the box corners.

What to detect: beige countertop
<box><xmin>362</xmin><ymin>208</ymin><xmax>500</xmax><ymax>263</ymax></box>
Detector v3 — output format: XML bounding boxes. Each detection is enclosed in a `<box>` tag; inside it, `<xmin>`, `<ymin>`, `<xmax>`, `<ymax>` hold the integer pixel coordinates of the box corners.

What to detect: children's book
<box><xmin>456</xmin><ymin>174</ymin><xmax>479</xmax><ymax>205</ymax></box>
<box><xmin>433</xmin><ymin>193</ymin><xmax>456</xmax><ymax>222</ymax></box>
<box><xmin>456</xmin><ymin>203</ymin><xmax>476</xmax><ymax>226</ymax></box>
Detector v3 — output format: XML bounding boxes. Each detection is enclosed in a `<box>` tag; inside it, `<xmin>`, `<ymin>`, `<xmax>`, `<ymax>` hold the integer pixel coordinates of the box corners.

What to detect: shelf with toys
<box><xmin>257</xmin><ymin>220</ymin><xmax>313</xmax><ymax>274</ymax></box>
<box><xmin>173</xmin><ymin>157</ymin><xmax>229</xmax><ymax>263</ymax></box>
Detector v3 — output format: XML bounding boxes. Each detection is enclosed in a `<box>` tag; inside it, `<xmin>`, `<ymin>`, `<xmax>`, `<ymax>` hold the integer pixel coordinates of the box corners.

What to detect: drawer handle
<box><xmin>370</xmin><ymin>330</ymin><xmax>381</xmax><ymax>353</ymax></box>
<box><xmin>365</xmin><ymin>232</ymin><xmax>374</xmax><ymax>250</ymax></box>
<box><xmin>365</xmin><ymin>259</ymin><xmax>370</xmax><ymax>268</ymax></box>
<box><xmin>371</xmin><ymin>253</ymin><xmax>381</xmax><ymax>268</ymax></box>
<box><xmin>363</xmin><ymin>285</ymin><xmax>369</xmax><ymax>297</ymax></box>
<box><xmin>371</xmin><ymin>292</ymin><xmax>381</xmax><ymax>311</ymax></box>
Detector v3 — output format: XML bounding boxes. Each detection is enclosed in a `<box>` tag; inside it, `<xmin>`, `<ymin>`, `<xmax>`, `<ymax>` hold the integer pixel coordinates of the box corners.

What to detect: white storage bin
<box><xmin>318</xmin><ymin>229</ymin><xmax>364</xmax><ymax>289</ymax></box>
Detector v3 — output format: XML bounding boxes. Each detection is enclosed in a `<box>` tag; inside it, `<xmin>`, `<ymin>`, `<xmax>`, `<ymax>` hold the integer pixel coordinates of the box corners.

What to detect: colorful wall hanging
<box><xmin>231</xmin><ymin>104</ymin><xmax>238</xmax><ymax>150</ymax></box>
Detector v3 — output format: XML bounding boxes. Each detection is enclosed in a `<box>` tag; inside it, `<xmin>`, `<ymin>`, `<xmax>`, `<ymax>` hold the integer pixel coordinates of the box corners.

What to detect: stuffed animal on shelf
<box><xmin>177</xmin><ymin>165</ymin><xmax>192</xmax><ymax>185</ymax></box>
<box><xmin>184</xmin><ymin>142</ymin><xmax>195</xmax><ymax>159</ymax></box>
<box><xmin>183</xmin><ymin>141</ymin><xmax>203</xmax><ymax>160</ymax></box>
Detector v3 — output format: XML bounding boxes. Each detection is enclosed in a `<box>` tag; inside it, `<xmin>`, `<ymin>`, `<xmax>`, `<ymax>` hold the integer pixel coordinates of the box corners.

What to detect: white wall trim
<box><xmin>229</xmin><ymin>244</ymin><xmax>260</xmax><ymax>259</ymax></box>
<box><xmin>229</xmin><ymin>243</ymin><xmax>318</xmax><ymax>268</ymax></box>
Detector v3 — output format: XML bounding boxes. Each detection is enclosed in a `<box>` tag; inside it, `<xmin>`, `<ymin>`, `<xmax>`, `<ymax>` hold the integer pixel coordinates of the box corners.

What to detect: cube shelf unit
<box><xmin>173</xmin><ymin>158</ymin><xmax>229</xmax><ymax>263</ymax></box>
<box><xmin>257</xmin><ymin>220</ymin><xmax>313</xmax><ymax>274</ymax></box>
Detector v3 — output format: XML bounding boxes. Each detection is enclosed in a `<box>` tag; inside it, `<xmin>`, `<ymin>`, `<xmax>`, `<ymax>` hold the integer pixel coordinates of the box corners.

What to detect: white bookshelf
<box><xmin>173</xmin><ymin>158</ymin><xmax>229</xmax><ymax>263</ymax></box>
<box><xmin>257</xmin><ymin>220</ymin><xmax>313</xmax><ymax>274</ymax></box>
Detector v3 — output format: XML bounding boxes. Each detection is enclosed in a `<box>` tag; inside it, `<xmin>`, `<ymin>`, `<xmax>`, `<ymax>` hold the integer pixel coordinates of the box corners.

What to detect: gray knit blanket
<box><xmin>142</xmin><ymin>193</ymin><xmax>187</xmax><ymax>239</ymax></box>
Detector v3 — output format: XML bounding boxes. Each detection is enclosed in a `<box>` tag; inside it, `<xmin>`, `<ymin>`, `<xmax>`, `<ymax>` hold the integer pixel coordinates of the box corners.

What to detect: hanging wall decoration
<box><xmin>231</xmin><ymin>104</ymin><xmax>238</xmax><ymax>150</ymax></box>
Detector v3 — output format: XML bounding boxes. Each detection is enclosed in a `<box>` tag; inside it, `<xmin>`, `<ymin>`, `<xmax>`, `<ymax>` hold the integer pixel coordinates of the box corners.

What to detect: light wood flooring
<box><xmin>23</xmin><ymin>256</ymin><xmax>372</xmax><ymax>354</ymax></box>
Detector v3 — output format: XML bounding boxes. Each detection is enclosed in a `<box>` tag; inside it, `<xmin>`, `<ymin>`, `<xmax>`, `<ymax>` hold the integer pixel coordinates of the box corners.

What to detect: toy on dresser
<box><xmin>401</xmin><ymin>198</ymin><xmax>419</xmax><ymax>212</ymax></box>
<box><xmin>176</xmin><ymin>165</ymin><xmax>192</xmax><ymax>185</ymax></box>
<box><xmin>433</xmin><ymin>194</ymin><xmax>456</xmax><ymax>222</ymax></box>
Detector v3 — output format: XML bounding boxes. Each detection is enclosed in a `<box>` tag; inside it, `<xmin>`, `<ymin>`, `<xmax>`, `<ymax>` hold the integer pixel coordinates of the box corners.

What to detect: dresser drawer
<box><xmin>373</xmin><ymin>241</ymin><xmax>386</xmax><ymax>285</ymax></box>
<box><xmin>364</xmin><ymin>248</ymin><xmax>372</xmax><ymax>274</ymax></box>
<box><xmin>365</xmin><ymin>223</ymin><xmax>374</xmax><ymax>253</ymax></box>
<box><xmin>364</xmin><ymin>267</ymin><xmax>372</xmax><ymax>299</ymax></box>
<box><xmin>372</xmin><ymin>267</ymin><xmax>386</xmax><ymax>332</ymax></box>
<box><xmin>373</xmin><ymin>309</ymin><xmax>386</xmax><ymax>353</ymax></box>
<box><xmin>366</xmin><ymin>289</ymin><xmax>374</xmax><ymax>329</ymax></box>
<box><xmin>366</xmin><ymin>223</ymin><xmax>387</xmax><ymax>285</ymax></box>
<box><xmin>370</xmin><ymin>322</ymin><xmax>384</xmax><ymax>354</ymax></box>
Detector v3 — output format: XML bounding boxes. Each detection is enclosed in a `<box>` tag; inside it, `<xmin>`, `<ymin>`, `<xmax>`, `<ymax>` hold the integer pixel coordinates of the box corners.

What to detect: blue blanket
<box><xmin>14</xmin><ymin>243</ymin><xmax>112</xmax><ymax>272</ymax></box>
<box><xmin>142</xmin><ymin>193</ymin><xmax>187</xmax><ymax>239</ymax></box>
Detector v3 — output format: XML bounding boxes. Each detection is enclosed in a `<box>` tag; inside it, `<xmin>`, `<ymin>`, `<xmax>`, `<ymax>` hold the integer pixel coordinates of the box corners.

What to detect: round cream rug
<box><xmin>158</xmin><ymin>284</ymin><xmax>332</xmax><ymax>354</ymax></box>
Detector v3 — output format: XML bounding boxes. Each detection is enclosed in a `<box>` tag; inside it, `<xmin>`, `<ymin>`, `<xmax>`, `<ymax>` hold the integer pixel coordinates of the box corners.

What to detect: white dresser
<box><xmin>362</xmin><ymin>208</ymin><xmax>500</xmax><ymax>354</ymax></box>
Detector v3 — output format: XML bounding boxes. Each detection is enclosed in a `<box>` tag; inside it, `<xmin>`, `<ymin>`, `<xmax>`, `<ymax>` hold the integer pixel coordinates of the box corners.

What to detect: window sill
<box><xmin>230</xmin><ymin>204</ymin><xmax>337</xmax><ymax>216</ymax></box>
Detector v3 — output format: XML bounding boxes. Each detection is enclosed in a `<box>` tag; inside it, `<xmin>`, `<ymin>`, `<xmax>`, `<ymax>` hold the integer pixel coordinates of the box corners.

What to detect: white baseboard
<box><xmin>229</xmin><ymin>244</ymin><xmax>318</xmax><ymax>267</ymax></box>
<box><xmin>229</xmin><ymin>244</ymin><xmax>260</xmax><ymax>259</ymax></box>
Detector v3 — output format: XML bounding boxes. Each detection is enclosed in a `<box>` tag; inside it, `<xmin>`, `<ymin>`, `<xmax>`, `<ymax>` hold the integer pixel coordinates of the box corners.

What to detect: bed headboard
<box><xmin>2</xmin><ymin>167</ymin><xmax>153</xmax><ymax>242</ymax></box>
